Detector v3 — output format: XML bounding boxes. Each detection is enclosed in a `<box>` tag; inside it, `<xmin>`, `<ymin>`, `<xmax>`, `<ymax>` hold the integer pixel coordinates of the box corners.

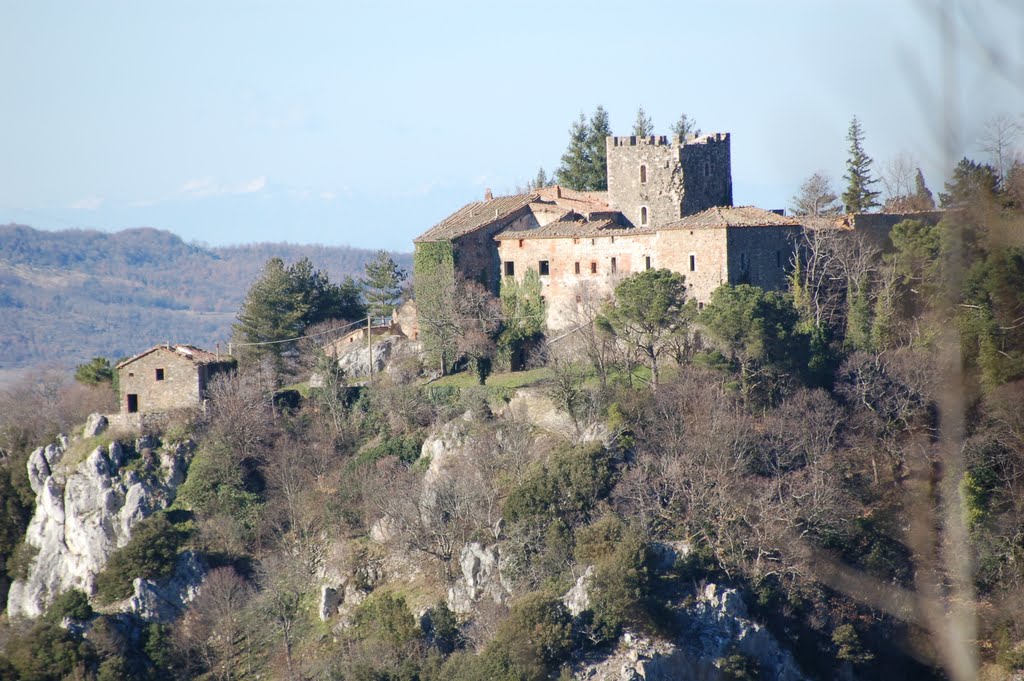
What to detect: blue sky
<box><xmin>2</xmin><ymin>1</ymin><xmax>1022</xmax><ymax>252</ymax></box>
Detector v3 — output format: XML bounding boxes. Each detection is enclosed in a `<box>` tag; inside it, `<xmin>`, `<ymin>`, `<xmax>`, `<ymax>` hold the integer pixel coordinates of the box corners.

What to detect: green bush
<box><xmin>832</xmin><ymin>623</ymin><xmax>874</xmax><ymax>665</ymax></box>
<box><xmin>44</xmin><ymin>589</ymin><xmax>93</xmax><ymax>623</ymax></box>
<box><xmin>488</xmin><ymin>591</ymin><xmax>573</xmax><ymax>677</ymax></box>
<box><xmin>575</xmin><ymin>515</ymin><xmax>653</xmax><ymax>639</ymax></box>
<box><xmin>504</xmin><ymin>442</ymin><xmax>615</xmax><ymax>525</ymax></box>
<box><xmin>4</xmin><ymin>621</ymin><xmax>96</xmax><ymax>681</ymax></box>
<box><xmin>7</xmin><ymin>539</ymin><xmax>38</xmax><ymax>581</ymax></box>
<box><xmin>94</xmin><ymin>513</ymin><xmax>189</xmax><ymax>603</ymax></box>
<box><xmin>352</xmin><ymin>593</ymin><xmax>420</xmax><ymax>647</ymax></box>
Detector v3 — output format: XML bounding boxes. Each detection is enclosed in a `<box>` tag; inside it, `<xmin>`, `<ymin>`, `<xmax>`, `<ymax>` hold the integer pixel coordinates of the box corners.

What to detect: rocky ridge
<box><xmin>7</xmin><ymin>420</ymin><xmax>195</xmax><ymax>619</ymax></box>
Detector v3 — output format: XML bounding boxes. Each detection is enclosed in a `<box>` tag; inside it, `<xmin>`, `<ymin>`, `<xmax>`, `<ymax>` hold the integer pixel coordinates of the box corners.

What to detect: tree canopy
<box><xmin>361</xmin><ymin>250</ymin><xmax>407</xmax><ymax>318</ymax></box>
<box><xmin>632</xmin><ymin>106</ymin><xmax>654</xmax><ymax>137</ymax></box>
<box><xmin>233</xmin><ymin>257</ymin><xmax>365</xmax><ymax>373</ymax></box>
<box><xmin>598</xmin><ymin>268</ymin><xmax>690</xmax><ymax>389</ymax></box>
<box><xmin>841</xmin><ymin>116</ymin><xmax>881</xmax><ymax>213</ymax></box>
<box><xmin>556</xmin><ymin>106</ymin><xmax>612</xmax><ymax>191</ymax></box>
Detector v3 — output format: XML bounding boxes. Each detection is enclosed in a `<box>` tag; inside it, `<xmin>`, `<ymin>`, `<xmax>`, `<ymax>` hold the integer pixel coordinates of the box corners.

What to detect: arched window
<box><xmin>640</xmin><ymin>165</ymin><xmax>647</xmax><ymax>184</ymax></box>
<box><xmin>640</xmin><ymin>206</ymin><xmax>648</xmax><ymax>225</ymax></box>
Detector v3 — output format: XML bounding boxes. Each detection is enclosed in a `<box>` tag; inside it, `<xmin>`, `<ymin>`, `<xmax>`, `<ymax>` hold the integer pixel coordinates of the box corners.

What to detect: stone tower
<box><xmin>606</xmin><ymin>133</ymin><xmax>733</xmax><ymax>228</ymax></box>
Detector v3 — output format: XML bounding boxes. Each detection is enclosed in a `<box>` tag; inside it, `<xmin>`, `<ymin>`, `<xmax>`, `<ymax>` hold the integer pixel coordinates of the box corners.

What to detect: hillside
<box><xmin>0</xmin><ymin>224</ymin><xmax>412</xmax><ymax>373</ymax></box>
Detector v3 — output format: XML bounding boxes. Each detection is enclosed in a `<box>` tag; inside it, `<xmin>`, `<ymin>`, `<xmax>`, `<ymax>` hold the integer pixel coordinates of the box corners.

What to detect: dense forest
<box><xmin>0</xmin><ymin>225</ymin><xmax>412</xmax><ymax>376</ymax></box>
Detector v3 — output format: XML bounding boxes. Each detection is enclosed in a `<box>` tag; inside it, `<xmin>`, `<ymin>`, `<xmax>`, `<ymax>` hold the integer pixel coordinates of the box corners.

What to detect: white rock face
<box><xmin>6</xmin><ymin>438</ymin><xmax>194</xmax><ymax>619</ymax></box>
<box><xmin>82</xmin><ymin>413</ymin><xmax>108</xmax><ymax>438</ymax></box>
<box><xmin>563</xmin><ymin>565</ymin><xmax>594</xmax><ymax>617</ymax></box>
<box><xmin>447</xmin><ymin>542</ymin><xmax>510</xmax><ymax>614</ymax></box>
<box><xmin>127</xmin><ymin>551</ymin><xmax>206</xmax><ymax>622</ymax></box>
<box><xmin>568</xmin><ymin>583</ymin><xmax>807</xmax><ymax>681</ymax></box>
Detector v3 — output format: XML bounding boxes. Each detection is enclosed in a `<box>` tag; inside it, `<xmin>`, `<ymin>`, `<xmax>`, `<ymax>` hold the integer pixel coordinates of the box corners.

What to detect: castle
<box><xmin>413</xmin><ymin>132</ymin><xmax>919</xmax><ymax>331</ymax></box>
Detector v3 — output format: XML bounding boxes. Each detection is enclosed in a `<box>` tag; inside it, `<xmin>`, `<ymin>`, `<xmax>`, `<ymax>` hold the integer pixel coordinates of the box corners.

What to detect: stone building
<box><xmin>116</xmin><ymin>344</ymin><xmax>235</xmax><ymax>415</ymax></box>
<box><xmin>495</xmin><ymin>206</ymin><xmax>800</xmax><ymax>329</ymax></box>
<box><xmin>606</xmin><ymin>133</ymin><xmax>732</xmax><ymax>229</ymax></box>
<box><xmin>413</xmin><ymin>129</ymin><xmax>928</xmax><ymax>333</ymax></box>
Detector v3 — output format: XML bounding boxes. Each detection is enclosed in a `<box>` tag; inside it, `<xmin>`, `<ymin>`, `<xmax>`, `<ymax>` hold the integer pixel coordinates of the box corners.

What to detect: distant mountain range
<box><xmin>0</xmin><ymin>224</ymin><xmax>412</xmax><ymax>373</ymax></box>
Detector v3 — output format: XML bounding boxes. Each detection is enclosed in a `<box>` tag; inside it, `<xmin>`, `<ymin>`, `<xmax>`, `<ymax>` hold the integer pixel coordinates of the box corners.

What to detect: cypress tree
<box><xmin>841</xmin><ymin>116</ymin><xmax>881</xmax><ymax>213</ymax></box>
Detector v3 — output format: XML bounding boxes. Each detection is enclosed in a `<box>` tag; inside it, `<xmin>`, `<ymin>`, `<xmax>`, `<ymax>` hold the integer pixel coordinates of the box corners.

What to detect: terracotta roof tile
<box><xmin>415</xmin><ymin>193</ymin><xmax>538</xmax><ymax>242</ymax></box>
<box><xmin>660</xmin><ymin>206</ymin><xmax>801</xmax><ymax>230</ymax></box>
<box><xmin>497</xmin><ymin>218</ymin><xmax>652</xmax><ymax>240</ymax></box>
<box><xmin>116</xmin><ymin>344</ymin><xmax>227</xmax><ymax>369</ymax></box>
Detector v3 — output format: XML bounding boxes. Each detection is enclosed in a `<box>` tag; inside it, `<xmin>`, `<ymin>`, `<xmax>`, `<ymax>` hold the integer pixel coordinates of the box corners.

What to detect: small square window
<box><xmin>698</xmin><ymin>302</ymin><xmax>705</xmax><ymax>310</ymax></box>
<box><xmin>590</xmin><ymin>262</ymin><xmax>597</xmax><ymax>274</ymax></box>
<box><xmin>504</xmin><ymin>261</ymin><xmax>515</xmax><ymax>276</ymax></box>
<box><xmin>128</xmin><ymin>371</ymin><xmax>134</xmax><ymax>378</ymax></box>
<box><xmin>518</xmin><ymin>239</ymin><xmax>524</xmax><ymax>248</ymax></box>
<box><xmin>538</xmin><ymin>260</ymin><xmax>550</xmax><ymax>276</ymax></box>
<box><xmin>574</xmin><ymin>262</ymin><xmax>581</xmax><ymax>275</ymax></box>
<box><xmin>155</xmin><ymin>368</ymin><xmax>165</xmax><ymax>381</ymax></box>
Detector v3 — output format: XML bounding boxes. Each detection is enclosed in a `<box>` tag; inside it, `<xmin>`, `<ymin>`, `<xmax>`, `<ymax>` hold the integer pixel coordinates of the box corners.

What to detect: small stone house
<box><xmin>115</xmin><ymin>344</ymin><xmax>235</xmax><ymax>415</ymax></box>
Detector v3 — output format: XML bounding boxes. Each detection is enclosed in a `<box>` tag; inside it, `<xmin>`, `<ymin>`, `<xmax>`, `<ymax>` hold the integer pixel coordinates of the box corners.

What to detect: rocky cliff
<box><xmin>6</xmin><ymin>425</ymin><xmax>194</xmax><ymax>619</ymax></box>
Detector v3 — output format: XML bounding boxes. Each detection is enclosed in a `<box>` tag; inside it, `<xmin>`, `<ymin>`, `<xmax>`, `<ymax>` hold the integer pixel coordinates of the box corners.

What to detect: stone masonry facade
<box><xmin>606</xmin><ymin>133</ymin><xmax>732</xmax><ymax>229</ymax></box>
<box><xmin>415</xmin><ymin>130</ymin><xmax>930</xmax><ymax>333</ymax></box>
<box><xmin>116</xmin><ymin>345</ymin><xmax>235</xmax><ymax>415</ymax></box>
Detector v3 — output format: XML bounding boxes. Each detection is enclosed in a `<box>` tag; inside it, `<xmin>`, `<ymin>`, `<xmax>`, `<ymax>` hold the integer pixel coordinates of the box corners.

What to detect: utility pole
<box><xmin>367</xmin><ymin>312</ymin><xmax>373</xmax><ymax>377</ymax></box>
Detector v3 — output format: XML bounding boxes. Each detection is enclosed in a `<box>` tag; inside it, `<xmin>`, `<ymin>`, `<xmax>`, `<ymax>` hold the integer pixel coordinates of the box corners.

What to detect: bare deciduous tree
<box><xmin>979</xmin><ymin>113</ymin><xmax>1022</xmax><ymax>183</ymax></box>
<box><xmin>791</xmin><ymin>171</ymin><xmax>841</xmax><ymax>216</ymax></box>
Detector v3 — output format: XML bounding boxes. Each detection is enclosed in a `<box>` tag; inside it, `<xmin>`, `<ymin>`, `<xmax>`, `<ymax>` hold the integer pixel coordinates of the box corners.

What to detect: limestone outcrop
<box><xmin>6</xmin><ymin>436</ymin><xmax>194</xmax><ymax>619</ymax></box>
<box><xmin>447</xmin><ymin>542</ymin><xmax>510</xmax><ymax>614</ymax></box>
<box><xmin>569</xmin><ymin>583</ymin><xmax>807</xmax><ymax>681</ymax></box>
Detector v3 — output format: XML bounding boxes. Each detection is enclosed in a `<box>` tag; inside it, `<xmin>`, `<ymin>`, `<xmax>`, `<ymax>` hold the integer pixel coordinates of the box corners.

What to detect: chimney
<box><xmin>484</xmin><ymin>187</ymin><xmax>493</xmax><ymax>201</ymax></box>
<box><xmin>555</xmin><ymin>185</ymin><xmax>562</xmax><ymax>199</ymax></box>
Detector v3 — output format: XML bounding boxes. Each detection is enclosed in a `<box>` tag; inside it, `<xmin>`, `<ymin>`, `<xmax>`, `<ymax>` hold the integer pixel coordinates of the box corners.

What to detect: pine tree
<box><xmin>555</xmin><ymin>113</ymin><xmax>592</xmax><ymax>191</ymax></box>
<box><xmin>361</xmin><ymin>250</ymin><xmax>407</xmax><ymax>318</ymax></box>
<box><xmin>841</xmin><ymin>116</ymin><xmax>881</xmax><ymax>213</ymax></box>
<box><xmin>233</xmin><ymin>257</ymin><xmax>309</xmax><ymax>370</ymax></box>
<box><xmin>632</xmin><ymin>107</ymin><xmax>653</xmax><ymax>137</ymax></box>
<box><xmin>533</xmin><ymin>167</ymin><xmax>549</xmax><ymax>189</ymax></box>
<box><xmin>586</xmin><ymin>105</ymin><xmax>611</xmax><ymax>191</ymax></box>
<box><xmin>670</xmin><ymin>113</ymin><xmax>700</xmax><ymax>140</ymax></box>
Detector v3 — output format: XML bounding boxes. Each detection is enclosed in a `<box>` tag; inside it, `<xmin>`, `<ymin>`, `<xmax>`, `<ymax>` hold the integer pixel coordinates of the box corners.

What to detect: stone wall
<box><xmin>452</xmin><ymin>209</ymin><xmax>539</xmax><ymax>294</ymax></box>
<box><xmin>680</xmin><ymin>133</ymin><xmax>733</xmax><ymax>214</ymax></box>
<box><xmin>654</xmin><ymin>228</ymin><xmax>730</xmax><ymax>306</ymax></box>
<box><xmin>726</xmin><ymin>226</ymin><xmax>802</xmax><ymax>291</ymax></box>
<box><xmin>606</xmin><ymin>133</ymin><xmax>732</xmax><ymax>229</ymax></box>
<box><xmin>497</xmin><ymin>231</ymin><xmax>655</xmax><ymax>329</ymax></box>
<box><xmin>118</xmin><ymin>348</ymin><xmax>231</xmax><ymax>415</ymax></box>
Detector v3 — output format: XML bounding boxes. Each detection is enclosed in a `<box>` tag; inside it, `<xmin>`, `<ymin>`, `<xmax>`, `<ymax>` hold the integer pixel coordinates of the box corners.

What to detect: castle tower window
<box><xmin>776</xmin><ymin>250</ymin><xmax>781</xmax><ymax>267</ymax></box>
<box><xmin>645</xmin><ymin>256</ymin><xmax>651</xmax><ymax>270</ymax></box>
<box><xmin>689</xmin><ymin>254</ymin><xmax>696</xmax><ymax>272</ymax></box>
<box><xmin>155</xmin><ymin>368</ymin><xmax>165</xmax><ymax>381</ymax></box>
<box><xmin>538</xmin><ymin>260</ymin><xmax>550</xmax><ymax>276</ymax></box>
<box><xmin>574</xmin><ymin>262</ymin><xmax>581</xmax><ymax>275</ymax></box>
<box><xmin>640</xmin><ymin>206</ymin><xmax>648</xmax><ymax>226</ymax></box>
<box><xmin>698</xmin><ymin>302</ymin><xmax>704</xmax><ymax>310</ymax></box>
<box><xmin>518</xmin><ymin>239</ymin><xmax>524</xmax><ymax>248</ymax></box>
<box><xmin>611</xmin><ymin>257</ymin><xmax>617</xmax><ymax>273</ymax></box>
<box><xmin>504</xmin><ymin>261</ymin><xmax>515</xmax><ymax>276</ymax></box>
<box><xmin>640</xmin><ymin>164</ymin><xmax>647</xmax><ymax>184</ymax></box>
<box><xmin>590</xmin><ymin>261</ymin><xmax>597</xmax><ymax>274</ymax></box>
